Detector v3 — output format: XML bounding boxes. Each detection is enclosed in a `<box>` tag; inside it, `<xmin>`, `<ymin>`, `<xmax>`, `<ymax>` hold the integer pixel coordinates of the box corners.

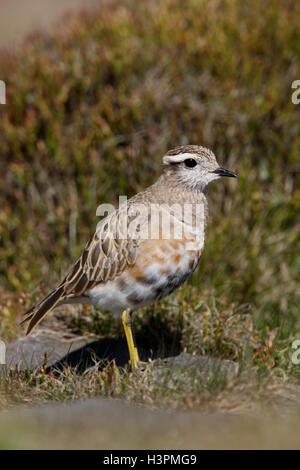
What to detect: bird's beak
<box><xmin>211</xmin><ymin>167</ymin><xmax>237</xmax><ymax>178</ymax></box>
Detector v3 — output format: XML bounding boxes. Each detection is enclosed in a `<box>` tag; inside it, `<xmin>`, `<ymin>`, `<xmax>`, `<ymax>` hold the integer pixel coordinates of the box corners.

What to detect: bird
<box><xmin>22</xmin><ymin>145</ymin><xmax>237</xmax><ymax>369</ymax></box>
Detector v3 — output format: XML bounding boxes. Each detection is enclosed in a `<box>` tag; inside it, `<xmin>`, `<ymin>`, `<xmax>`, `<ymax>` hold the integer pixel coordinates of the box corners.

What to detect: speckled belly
<box><xmin>86</xmin><ymin>237</ymin><xmax>203</xmax><ymax>314</ymax></box>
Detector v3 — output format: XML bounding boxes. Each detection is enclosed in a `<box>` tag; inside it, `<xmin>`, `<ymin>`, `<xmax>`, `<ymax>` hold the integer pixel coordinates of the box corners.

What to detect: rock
<box><xmin>156</xmin><ymin>352</ymin><xmax>239</xmax><ymax>379</ymax></box>
<box><xmin>4</xmin><ymin>335</ymin><xmax>238</xmax><ymax>382</ymax></box>
<box><xmin>5</xmin><ymin>335</ymin><xmax>94</xmax><ymax>370</ymax></box>
<box><xmin>1</xmin><ymin>397</ymin><xmax>300</xmax><ymax>449</ymax></box>
<box><xmin>4</xmin><ymin>334</ymin><xmax>149</xmax><ymax>371</ymax></box>
<box><xmin>0</xmin><ymin>397</ymin><xmax>240</xmax><ymax>449</ymax></box>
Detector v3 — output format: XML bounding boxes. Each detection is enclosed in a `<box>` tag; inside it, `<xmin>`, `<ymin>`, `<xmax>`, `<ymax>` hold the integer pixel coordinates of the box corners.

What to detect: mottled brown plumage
<box><xmin>22</xmin><ymin>145</ymin><xmax>236</xmax><ymax>336</ymax></box>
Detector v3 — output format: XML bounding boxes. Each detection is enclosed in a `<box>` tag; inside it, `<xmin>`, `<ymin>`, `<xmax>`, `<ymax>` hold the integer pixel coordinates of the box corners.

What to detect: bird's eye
<box><xmin>184</xmin><ymin>158</ymin><xmax>197</xmax><ymax>168</ymax></box>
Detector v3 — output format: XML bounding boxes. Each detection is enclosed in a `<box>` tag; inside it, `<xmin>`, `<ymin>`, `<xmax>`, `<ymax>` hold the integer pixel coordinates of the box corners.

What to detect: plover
<box><xmin>22</xmin><ymin>145</ymin><xmax>236</xmax><ymax>369</ymax></box>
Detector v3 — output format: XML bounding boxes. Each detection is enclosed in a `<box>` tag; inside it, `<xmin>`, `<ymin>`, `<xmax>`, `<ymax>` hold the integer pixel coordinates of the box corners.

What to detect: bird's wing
<box><xmin>22</xmin><ymin>205</ymin><xmax>144</xmax><ymax>334</ymax></box>
<box><xmin>59</xmin><ymin>201</ymin><xmax>148</xmax><ymax>297</ymax></box>
<box><xmin>61</xmin><ymin>206</ymin><xmax>142</xmax><ymax>294</ymax></box>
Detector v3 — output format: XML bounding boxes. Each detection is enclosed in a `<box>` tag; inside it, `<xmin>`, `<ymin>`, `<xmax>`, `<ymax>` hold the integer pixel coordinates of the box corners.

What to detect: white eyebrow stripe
<box><xmin>163</xmin><ymin>153</ymin><xmax>198</xmax><ymax>164</ymax></box>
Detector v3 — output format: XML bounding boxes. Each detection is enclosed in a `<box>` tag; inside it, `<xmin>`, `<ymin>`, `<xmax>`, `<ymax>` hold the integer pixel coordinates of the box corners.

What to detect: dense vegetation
<box><xmin>0</xmin><ymin>0</ymin><xmax>299</xmax><ymax>410</ymax></box>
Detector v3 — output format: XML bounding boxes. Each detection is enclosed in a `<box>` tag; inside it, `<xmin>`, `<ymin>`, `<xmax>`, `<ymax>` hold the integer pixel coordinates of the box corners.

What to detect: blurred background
<box><xmin>0</xmin><ymin>0</ymin><xmax>100</xmax><ymax>47</ymax></box>
<box><xmin>0</xmin><ymin>0</ymin><xmax>299</xmax><ymax>447</ymax></box>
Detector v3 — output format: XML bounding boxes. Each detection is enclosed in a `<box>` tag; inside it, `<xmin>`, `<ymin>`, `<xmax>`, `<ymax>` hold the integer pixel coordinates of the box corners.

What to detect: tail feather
<box><xmin>21</xmin><ymin>286</ymin><xmax>65</xmax><ymax>335</ymax></box>
<box><xmin>21</xmin><ymin>290</ymin><xmax>55</xmax><ymax>322</ymax></box>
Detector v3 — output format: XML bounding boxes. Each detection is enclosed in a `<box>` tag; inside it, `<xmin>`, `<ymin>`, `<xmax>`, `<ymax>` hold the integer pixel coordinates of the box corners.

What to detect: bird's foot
<box><xmin>130</xmin><ymin>359</ymin><xmax>151</xmax><ymax>372</ymax></box>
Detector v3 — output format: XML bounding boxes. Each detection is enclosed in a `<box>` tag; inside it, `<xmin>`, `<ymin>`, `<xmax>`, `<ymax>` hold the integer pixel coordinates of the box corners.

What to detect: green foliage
<box><xmin>0</xmin><ymin>0</ymin><xmax>299</xmax><ymax>390</ymax></box>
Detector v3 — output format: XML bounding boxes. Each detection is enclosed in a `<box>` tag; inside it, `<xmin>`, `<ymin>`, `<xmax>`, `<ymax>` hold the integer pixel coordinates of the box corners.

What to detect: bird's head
<box><xmin>162</xmin><ymin>145</ymin><xmax>237</xmax><ymax>191</ymax></box>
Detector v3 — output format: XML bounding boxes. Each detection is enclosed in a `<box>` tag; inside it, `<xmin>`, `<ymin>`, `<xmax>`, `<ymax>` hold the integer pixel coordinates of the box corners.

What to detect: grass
<box><xmin>0</xmin><ymin>352</ymin><xmax>295</xmax><ymax>412</ymax></box>
<box><xmin>0</xmin><ymin>0</ymin><xmax>299</xmax><ymax>418</ymax></box>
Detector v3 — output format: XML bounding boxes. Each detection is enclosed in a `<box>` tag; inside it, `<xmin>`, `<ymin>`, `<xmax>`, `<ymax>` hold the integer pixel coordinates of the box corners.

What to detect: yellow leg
<box><xmin>122</xmin><ymin>309</ymin><xmax>140</xmax><ymax>370</ymax></box>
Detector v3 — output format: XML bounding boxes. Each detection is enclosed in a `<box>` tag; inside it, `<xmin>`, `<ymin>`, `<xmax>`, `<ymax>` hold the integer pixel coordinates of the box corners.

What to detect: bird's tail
<box><xmin>21</xmin><ymin>286</ymin><xmax>65</xmax><ymax>335</ymax></box>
